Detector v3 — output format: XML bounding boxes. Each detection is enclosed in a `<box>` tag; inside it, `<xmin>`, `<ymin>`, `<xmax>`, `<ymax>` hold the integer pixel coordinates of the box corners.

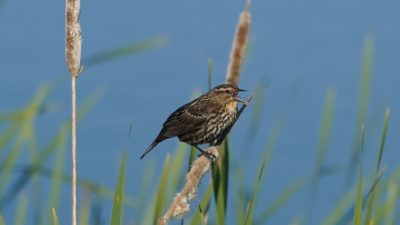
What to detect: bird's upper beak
<box><xmin>234</xmin><ymin>87</ymin><xmax>247</xmax><ymax>104</ymax></box>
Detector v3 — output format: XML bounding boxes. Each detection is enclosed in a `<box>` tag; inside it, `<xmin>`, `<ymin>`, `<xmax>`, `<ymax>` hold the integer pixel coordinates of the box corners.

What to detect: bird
<box><xmin>140</xmin><ymin>83</ymin><xmax>247</xmax><ymax>159</ymax></box>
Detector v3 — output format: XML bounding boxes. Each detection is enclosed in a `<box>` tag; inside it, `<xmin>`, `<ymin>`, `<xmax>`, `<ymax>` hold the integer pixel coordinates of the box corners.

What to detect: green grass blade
<box><xmin>354</xmin><ymin>159</ymin><xmax>363</xmax><ymax>225</ymax></box>
<box><xmin>0</xmin><ymin>135</ymin><xmax>25</xmax><ymax>196</ymax></box>
<box><xmin>84</xmin><ymin>37</ymin><xmax>167</xmax><ymax>68</ymax></box>
<box><xmin>110</xmin><ymin>152</ymin><xmax>127</xmax><ymax>225</ymax></box>
<box><xmin>0</xmin><ymin>214</ymin><xmax>4</xmax><ymax>225</ymax></box>
<box><xmin>169</xmin><ymin>143</ymin><xmax>187</xmax><ymax>192</ymax></box>
<box><xmin>346</xmin><ymin>35</ymin><xmax>374</xmax><ymax>186</ymax></box>
<box><xmin>0</xmin><ymin>123</ymin><xmax>19</xmax><ymax>153</ymax></box>
<box><xmin>305</xmin><ymin>89</ymin><xmax>336</xmax><ymax>222</ymax></box>
<box><xmin>187</xmin><ymin>146</ymin><xmax>197</xmax><ymax>172</ymax></box>
<box><xmin>243</xmin><ymin>159</ymin><xmax>267</xmax><ymax>225</ymax></box>
<box><xmin>211</xmin><ymin>139</ymin><xmax>230</xmax><ymax>225</ymax></box>
<box><xmin>315</xmin><ymin>88</ymin><xmax>336</xmax><ymax>171</ymax></box>
<box><xmin>384</xmin><ymin>181</ymin><xmax>397</xmax><ymax>224</ymax></box>
<box><xmin>233</xmin><ymin>165</ymin><xmax>246</xmax><ymax>223</ymax></box>
<box><xmin>79</xmin><ymin>190</ymin><xmax>91</xmax><ymax>225</ymax></box>
<box><xmin>326</xmin><ymin>168</ymin><xmax>385</xmax><ymax>225</ymax></box>
<box><xmin>42</xmin><ymin>140</ymin><xmax>68</xmax><ymax>225</ymax></box>
<box><xmin>243</xmin><ymin>115</ymin><xmax>285</xmax><ymax>225</ymax></box>
<box><xmin>14</xmin><ymin>194</ymin><xmax>28</xmax><ymax>225</ymax></box>
<box><xmin>322</xmin><ymin>186</ymin><xmax>356</xmax><ymax>225</ymax></box>
<box><xmin>51</xmin><ymin>208</ymin><xmax>60</xmax><ymax>225</ymax></box>
<box><xmin>375</xmin><ymin>108</ymin><xmax>390</xmax><ymax>173</ymax></box>
<box><xmin>0</xmin><ymin>85</ymin><xmax>51</xmax><ymax>198</ymax></box>
<box><xmin>190</xmin><ymin>183</ymin><xmax>213</xmax><ymax>225</ymax></box>
<box><xmin>151</xmin><ymin>155</ymin><xmax>171</xmax><ymax>225</ymax></box>
<box><xmin>254</xmin><ymin>179</ymin><xmax>306</xmax><ymax>224</ymax></box>
<box><xmin>30</xmin><ymin>166</ymin><xmax>138</xmax><ymax>207</ymax></box>
<box><xmin>365</xmin><ymin>108</ymin><xmax>390</xmax><ymax>225</ymax></box>
<box><xmin>0</xmin><ymin>89</ymin><xmax>102</xmax><ymax>208</ymax></box>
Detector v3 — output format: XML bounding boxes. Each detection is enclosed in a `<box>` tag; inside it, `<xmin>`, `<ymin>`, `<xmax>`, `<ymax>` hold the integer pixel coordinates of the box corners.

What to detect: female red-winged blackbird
<box><xmin>140</xmin><ymin>84</ymin><xmax>246</xmax><ymax>159</ymax></box>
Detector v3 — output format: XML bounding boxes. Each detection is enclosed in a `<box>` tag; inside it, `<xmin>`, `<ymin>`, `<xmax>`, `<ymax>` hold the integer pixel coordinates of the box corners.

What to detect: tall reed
<box><xmin>65</xmin><ymin>0</ymin><xmax>83</xmax><ymax>224</ymax></box>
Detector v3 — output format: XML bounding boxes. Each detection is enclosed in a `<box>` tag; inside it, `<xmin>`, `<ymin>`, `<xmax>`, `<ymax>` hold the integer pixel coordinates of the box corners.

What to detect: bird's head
<box><xmin>209</xmin><ymin>84</ymin><xmax>246</xmax><ymax>105</ymax></box>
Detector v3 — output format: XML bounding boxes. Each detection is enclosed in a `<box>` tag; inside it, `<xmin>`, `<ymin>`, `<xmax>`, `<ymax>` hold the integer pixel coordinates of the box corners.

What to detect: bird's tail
<box><xmin>140</xmin><ymin>141</ymin><xmax>159</xmax><ymax>159</ymax></box>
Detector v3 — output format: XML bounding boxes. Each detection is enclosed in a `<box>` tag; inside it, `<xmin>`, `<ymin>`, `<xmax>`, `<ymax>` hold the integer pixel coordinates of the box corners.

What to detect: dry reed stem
<box><xmin>159</xmin><ymin>1</ymin><xmax>251</xmax><ymax>224</ymax></box>
<box><xmin>159</xmin><ymin>147</ymin><xmax>219</xmax><ymax>225</ymax></box>
<box><xmin>66</xmin><ymin>0</ymin><xmax>82</xmax><ymax>225</ymax></box>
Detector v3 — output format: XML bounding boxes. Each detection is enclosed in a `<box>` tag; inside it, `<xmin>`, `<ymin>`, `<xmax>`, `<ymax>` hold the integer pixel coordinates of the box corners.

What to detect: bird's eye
<box><xmin>225</xmin><ymin>90</ymin><xmax>230</xmax><ymax>94</ymax></box>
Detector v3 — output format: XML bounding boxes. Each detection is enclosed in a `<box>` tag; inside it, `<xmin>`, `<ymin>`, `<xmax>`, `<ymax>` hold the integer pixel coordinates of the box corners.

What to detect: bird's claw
<box><xmin>198</xmin><ymin>151</ymin><xmax>217</xmax><ymax>164</ymax></box>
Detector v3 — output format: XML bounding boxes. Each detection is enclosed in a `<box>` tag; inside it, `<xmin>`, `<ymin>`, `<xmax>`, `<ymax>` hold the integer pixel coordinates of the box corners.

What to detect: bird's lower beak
<box><xmin>235</xmin><ymin>96</ymin><xmax>248</xmax><ymax>105</ymax></box>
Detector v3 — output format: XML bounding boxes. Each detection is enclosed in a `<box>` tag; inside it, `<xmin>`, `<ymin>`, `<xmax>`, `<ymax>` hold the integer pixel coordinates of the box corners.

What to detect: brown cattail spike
<box><xmin>225</xmin><ymin>0</ymin><xmax>251</xmax><ymax>86</ymax></box>
<box><xmin>66</xmin><ymin>0</ymin><xmax>82</xmax><ymax>77</ymax></box>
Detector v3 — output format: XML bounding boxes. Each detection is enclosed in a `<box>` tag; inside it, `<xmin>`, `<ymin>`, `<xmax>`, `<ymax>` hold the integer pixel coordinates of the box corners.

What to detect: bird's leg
<box><xmin>194</xmin><ymin>145</ymin><xmax>217</xmax><ymax>162</ymax></box>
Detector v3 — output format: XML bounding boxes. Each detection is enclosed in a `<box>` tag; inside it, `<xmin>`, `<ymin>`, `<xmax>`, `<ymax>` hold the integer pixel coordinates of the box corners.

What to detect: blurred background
<box><xmin>0</xmin><ymin>0</ymin><xmax>399</xmax><ymax>224</ymax></box>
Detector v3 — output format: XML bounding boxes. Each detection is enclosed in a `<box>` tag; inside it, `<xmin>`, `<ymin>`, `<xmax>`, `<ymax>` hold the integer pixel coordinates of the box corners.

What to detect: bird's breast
<box><xmin>225</xmin><ymin>101</ymin><xmax>238</xmax><ymax>115</ymax></box>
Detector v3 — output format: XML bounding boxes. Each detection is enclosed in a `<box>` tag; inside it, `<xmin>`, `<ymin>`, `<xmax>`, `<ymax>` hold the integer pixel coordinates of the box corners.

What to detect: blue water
<box><xmin>1</xmin><ymin>0</ymin><xmax>399</xmax><ymax>224</ymax></box>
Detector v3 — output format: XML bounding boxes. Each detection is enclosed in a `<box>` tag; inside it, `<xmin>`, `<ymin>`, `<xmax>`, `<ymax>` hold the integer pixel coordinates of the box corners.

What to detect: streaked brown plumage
<box><xmin>140</xmin><ymin>84</ymin><xmax>246</xmax><ymax>159</ymax></box>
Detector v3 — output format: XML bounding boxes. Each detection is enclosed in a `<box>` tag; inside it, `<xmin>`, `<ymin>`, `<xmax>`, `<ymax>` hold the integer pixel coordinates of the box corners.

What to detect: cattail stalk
<box><xmin>225</xmin><ymin>0</ymin><xmax>251</xmax><ymax>86</ymax></box>
<box><xmin>159</xmin><ymin>147</ymin><xmax>219</xmax><ymax>225</ymax></box>
<box><xmin>66</xmin><ymin>0</ymin><xmax>82</xmax><ymax>224</ymax></box>
<box><xmin>159</xmin><ymin>1</ymin><xmax>251</xmax><ymax>223</ymax></box>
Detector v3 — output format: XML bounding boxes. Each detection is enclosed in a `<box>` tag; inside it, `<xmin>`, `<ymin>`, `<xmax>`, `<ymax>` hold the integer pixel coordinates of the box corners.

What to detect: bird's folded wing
<box><xmin>162</xmin><ymin>103</ymin><xmax>207</xmax><ymax>137</ymax></box>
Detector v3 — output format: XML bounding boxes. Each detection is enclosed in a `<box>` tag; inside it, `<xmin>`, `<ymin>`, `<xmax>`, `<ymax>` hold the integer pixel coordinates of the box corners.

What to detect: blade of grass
<box><xmin>384</xmin><ymin>181</ymin><xmax>397</xmax><ymax>224</ymax></box>
<box><xmin>0</xmin><ymin>123</ymin><xmax>19</xmax><ymax>153</ymax></box>
<box><xmin>153</xmin><ymin>155</ymin><xmax>171</xmax><ymax>224</ymax></box>
<box><xmin>0</xmin><ymin>85</ymin><xmax>51</xmax><ymax>198</ymax></box>
<box><xmin>169</xmin><ymin>143</ymin><xmax>187</xmax><ymax>192</ymax></box>
<box><xmin>187</xmin><ymin>146</ymin><xmax>197</xmax><ymax>172</ymax></box>
<box><xmin>322</xmin><ymin>167</ymin><xmax>385</xmax><ymax>225</ymax></box>
<box><xmin>41</xmin><ymin>143</ymin><xmax>67</xmax><ymax>225</ymax></box>
<box><xmin>84</xmin><ymin>37</ymin><xmax>167</xmax><ymax>68</ymax></box>
<box><xmin>79</xmin><ymin>189</ymin><xmax>91</xmax><ymax>225</ymax></box>
<box><xmin>233</xmin><ymin>162</ymin><xmax>246</xmax><ymax>223</ymax></box>
<box><xmin>242</xmin><ymin>114</ymin><xmax>285</xmax><ymax>225</ymax></box>
<box><xmin>243</xmin><ymin>159</ymin><xmax>266</xmax><ymax>225</ymax></box>
<box><xmin>254</xmin><ymin>179</ymin><xmax>306</xmax><ymax>224</ymax></box>
<box><xmin>51</xmin><ymin>208</ymin><xmax>60</xmax><ymax>225</ymax></box>
<box><xmin>375</xmin><ymin>108</ymin><xmax>390</xmax><ymax>173</ymax></box>
<box><xmin>211</xmin><ymin>138</ymin><xmax>230</xmax><ymax>225</ymax></box>
<box><xmin>144</xmin><ymin>155</ymin><xmax>170</xmax><ymax>225</ymax></box>
<box><xmin>211</xmin><ymin>137</ymin><xmax>229</xmax><ymax>224</ymax></box>
<box><xmin>27</xmin><ymin>165</ymin><xmax>138</xmax><ymax>207</ymax></box>
<box><xmin>346</xmin><ymin>35</ymin><xmax>374</xmax><ymax>187</ymax></box>
<box><xmin>365</xmin><ymin>108</ymin><xmax>390</xmax><ymax>225</ymax></box>
<box><xmin>0</xmin><ymin>89</ymin><xmax>103</xmax><ymax>209</ymax></box>
<box><xmin>110</xmin><ymin>152</ymin><xmax>127</xmax><ymax>225</ymax></box>
<box><xmin>190</xmin><ymin>183</ymin><xmax>213</xmax><ymax>225</ymax></box>
<box><xmin>306</xmin><ymin>88</ymin><xmax>336</xmax><ymax>222</ymax></box>
<box><xmin>14</xmin><ymin>193</ymin><xmax>28</xmax><ymax>225</ymax></box>
<box><xmin>208</xmin><ymin>58</ymin><xmax>213</xmax><ymax>90</ymax></box>
<box><xmin>354</xmin><ymin>156</ymin><xmax>363</xmax><ymax>225</ymax></box>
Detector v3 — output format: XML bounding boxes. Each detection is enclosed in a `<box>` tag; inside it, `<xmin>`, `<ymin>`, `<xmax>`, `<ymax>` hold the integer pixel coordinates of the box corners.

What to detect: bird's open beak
<box><xmin>235</xmin><ymin>96</ymin><xmax>248</xmax><ymax>105</ymax></box>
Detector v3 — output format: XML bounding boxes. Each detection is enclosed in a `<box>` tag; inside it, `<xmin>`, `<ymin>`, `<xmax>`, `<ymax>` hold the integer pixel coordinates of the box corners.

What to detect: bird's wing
<box><xmin>162</xmin><ymin>101</ymin><xmax>208</xmax><ymax>137</ymax></box>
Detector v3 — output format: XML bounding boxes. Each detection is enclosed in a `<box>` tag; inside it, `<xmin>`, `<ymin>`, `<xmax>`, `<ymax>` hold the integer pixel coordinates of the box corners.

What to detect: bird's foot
<box><xmin>194</xmin><ymin>146</ymin><xmax>217</xmax><ymax>164</ymax></box>
<box><xmin>198</xmin><ymin>151</ymin><xmax>217</xmax><ymax>164</ymax></box>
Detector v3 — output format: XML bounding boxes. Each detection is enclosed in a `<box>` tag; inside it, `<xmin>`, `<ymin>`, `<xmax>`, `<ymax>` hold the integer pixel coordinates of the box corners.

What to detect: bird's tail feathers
<box><xmin>140</xmin><ymin>141</ymin><xmax>159</xmax><ymax>159</ymax></box>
